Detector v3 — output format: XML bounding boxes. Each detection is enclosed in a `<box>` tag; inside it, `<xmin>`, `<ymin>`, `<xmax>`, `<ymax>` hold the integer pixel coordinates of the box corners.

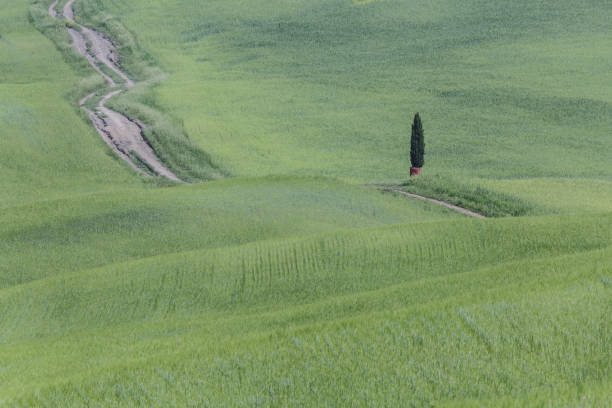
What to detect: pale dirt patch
<box><xmin>63</xmin><ymin>0</ymin><xmax>75</xmax><ymax>22</ymax></box>
<box><xmin>67</xmin><ymin>27</ymin><xmax>116</xmax><ymax>86</ymax></box>
<box><xmin>96</xmin><ymin>91</ymin><xmax>181</xmax><ymax>181</ymax></box>
<box><xmin>48</xmin><ymin>0</ymin><xmax>59</xmax><ymax>18</ymax></box>
<box><xmin>79</xmin><ymin>92</ymin><xmax>96</xmax><ymax>107</ymax></box>
<box><xmin>81</xmin><ymin>26</ymin><xmax>134</xmax><ymax>88</ymax></box>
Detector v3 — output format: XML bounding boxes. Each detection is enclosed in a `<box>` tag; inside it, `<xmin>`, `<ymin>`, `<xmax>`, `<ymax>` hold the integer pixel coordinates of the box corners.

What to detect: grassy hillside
<box><xmin>76</xmin><ymin>0</ymin><xmax>612</xmax><ymax>181</ymax></box>
<box><xmin>1</xmin><ymin>0</ymin><xmax>611</xmax><ymax>405</ymax></box>
<box><xmin>483</xmin><ymin>178</ymin><xmax>612</xmax><ymax>214</ymax></box>
<box><xmin>0</xmin><ymin>0</ymin><xmax>144</xmax><ymax>208</ymax></box>
<box><xmin>0</xmin><ymin>176</ymin><xmax>458</xmax><ymax>288</ymax></box>
<box><xmin>1</xmin><ymin>214</ymin><xmax>611</xmax><ymax>405</ymax></box>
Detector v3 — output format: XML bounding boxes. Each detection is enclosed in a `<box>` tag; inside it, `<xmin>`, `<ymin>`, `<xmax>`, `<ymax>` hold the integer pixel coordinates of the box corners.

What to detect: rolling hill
<box><xmin>0</xmin><ymin>0</ymin><xmax>610</xmax><ymax>405</ymax></box>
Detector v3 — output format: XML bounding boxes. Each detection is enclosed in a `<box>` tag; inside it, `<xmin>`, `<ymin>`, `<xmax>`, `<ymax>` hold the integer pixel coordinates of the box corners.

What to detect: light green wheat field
<box><xmin>0</xmin><ymin>0</ymin><xmax>611</xmax><ymax>405</ymax></box>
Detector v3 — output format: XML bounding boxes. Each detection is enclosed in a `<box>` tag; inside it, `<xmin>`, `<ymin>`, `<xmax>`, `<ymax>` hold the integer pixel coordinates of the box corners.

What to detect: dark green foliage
<box><xmin>410</xmin><ymin>113</ymin><xmax>424</xmax><ymax>168</ymax></box>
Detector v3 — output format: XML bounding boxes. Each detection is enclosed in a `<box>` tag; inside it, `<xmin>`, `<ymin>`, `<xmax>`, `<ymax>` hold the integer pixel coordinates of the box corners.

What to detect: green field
<box><xmin>0</xmin><ymin>0</ymin><xmax>141</xmax><ymax>208</ymax></box>
<box><xmin>75</xmin><ymin>0</ymin><xmax>612</xmax><ymax>182</ymax></box>
<box><xmin>1</xmin><ymin>0</ymin><xmax>611</xmax><ymax>405</ymax></box>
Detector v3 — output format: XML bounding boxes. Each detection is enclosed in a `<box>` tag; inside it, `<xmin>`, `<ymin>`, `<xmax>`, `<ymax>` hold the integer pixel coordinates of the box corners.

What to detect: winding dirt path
<box><xmin>377</xmin><ymin>186</ymin><xmax>487</xmax><ymax>219</ymax></box>
<box><xmin>50</xmin><ymin>0</ymin><xmax>181</xmax><ymax>182</ymax></box>
<box><xmin>48</xmin><ymin>0</ymin><xmax>59</xmax><ymax>18</ymax></box>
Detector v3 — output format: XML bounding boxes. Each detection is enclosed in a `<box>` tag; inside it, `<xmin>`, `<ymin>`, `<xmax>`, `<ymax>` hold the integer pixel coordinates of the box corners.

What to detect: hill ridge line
<box><xmin>375</xmin><ymin>185</ymin><xmax>487</xmax><ymax>218</ymax></box>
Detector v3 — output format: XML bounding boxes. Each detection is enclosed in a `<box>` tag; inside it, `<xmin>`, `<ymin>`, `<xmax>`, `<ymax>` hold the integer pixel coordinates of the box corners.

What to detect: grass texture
<box><xmin>396</xmin><ymin>175</ymin><xmax>540</xmax><ymax>217</ymax></box>
<box><xmin>79</xmin><ymin>0</ymin><xmax>612</xmax><ymax>182</ymax></box>
<box><xmin>0</xmin><ymin>0</ymin><xmax>611</xmax><ymax>405</ymax></box>
<box><xmin>0</xmin><ymin>0</ymin><xmax>142</xmax><ymax>208</ymax></box>
<box><xmin>1</xmin><ymin>213</ymin><xmax>611</xmax><ymax>405</ymax></box>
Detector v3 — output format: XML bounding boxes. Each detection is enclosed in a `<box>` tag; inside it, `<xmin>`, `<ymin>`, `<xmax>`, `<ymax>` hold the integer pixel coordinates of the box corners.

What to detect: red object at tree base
<box><xmin>410</xmin><ymin>167</ymin><xmax>421</xmax><ymax>177</ymax></box>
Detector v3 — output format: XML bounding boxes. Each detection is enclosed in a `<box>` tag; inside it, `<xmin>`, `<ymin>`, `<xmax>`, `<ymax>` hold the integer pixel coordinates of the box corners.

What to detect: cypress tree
<box><xmin>410</xmin><ymin>113</ymin><xmax>425</xmax><ymax>168</ymax></box>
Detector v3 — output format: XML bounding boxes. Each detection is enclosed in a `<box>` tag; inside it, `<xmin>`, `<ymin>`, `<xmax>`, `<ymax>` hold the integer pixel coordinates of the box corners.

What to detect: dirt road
<box><xmin>48</xmin><ymin>0</ymin><xmax>59</xmax><ymax>18</ymax></box>
<box><xmin>377</xmin><ymin>186</ymin><xmax>487</xmax><ymax>219</ymax></box>
<box><xmin>49</xmin><ymin>0</ymin><xmax>181</xmax><ymax>182</ymax></box>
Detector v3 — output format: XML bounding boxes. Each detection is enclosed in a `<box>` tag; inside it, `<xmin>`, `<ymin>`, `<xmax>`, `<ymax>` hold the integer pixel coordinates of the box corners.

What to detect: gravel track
<box><xmin>48</xmin><ymin>0</ymin><xmax>59</xmax><ymax>18</ymax></box>
<box><xmin>51</xmin><ymin>0</ymin><xmax>181</xmax><ymax>182</ymax></box>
